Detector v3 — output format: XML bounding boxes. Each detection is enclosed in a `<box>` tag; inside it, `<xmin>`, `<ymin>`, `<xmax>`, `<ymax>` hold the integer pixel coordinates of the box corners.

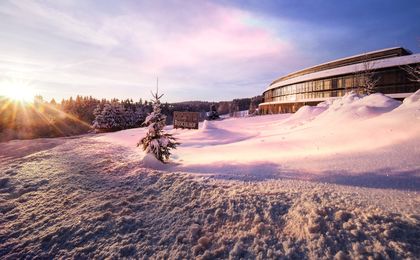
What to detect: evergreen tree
<box><xmin>207</xmin><ymin>104</ymin><xmax>220</xmax><ymax>120</ymax></box>
<box><xmin>138</xmin><ymin>89</ymin><xmax>179</xmax><ymax>163</ymax></box>
<box><xmin>134</xmin><ymin>106</ymin><xmax>147</xmax><ymax>126</ymax></box>
<box><xmin>92</xmin><ymin>103</ymin><xmax>119</xmax><ymax>131</ymax></box>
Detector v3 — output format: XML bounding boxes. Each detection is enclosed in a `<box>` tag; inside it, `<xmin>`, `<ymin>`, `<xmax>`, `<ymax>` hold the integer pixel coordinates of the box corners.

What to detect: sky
<box><xmin>0</xmin><ymin>0</ymin><xmax>419</xmax><ymax>102</ymax></box>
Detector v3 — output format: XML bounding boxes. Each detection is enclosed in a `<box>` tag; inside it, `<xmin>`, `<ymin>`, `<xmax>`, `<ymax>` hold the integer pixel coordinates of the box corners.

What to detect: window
<box><xmin>324</xmin><ymin>80</ymin><xmax>331</xmax><ymax>90</ymax></box>
<box><xmin>315</xmin><ymin>80</ymin><xmax>323</xmax><ymax>91</ymax></box>
<box><xmin>308</xmin><ymin>82</ymin><xmax>313</xmax><ymax>92</ymax></box>
<box><xmin>382</xmin><ymin>71</ymin><xmax>397</xmax><ymax>85</ymax></box>
<box><xmin>337</xmin><ymin>78</ymin><xmax>343</xmax><ymax>88</ymax></box>
<box><xmin>332</xmin><ymin>78</ymin><xmax>338</xmax><ymax>89</ymax></box>
<box><xmin>344</xmin><ymin>77</ymin><xmax>353</xmax><ymax>88</ymax></box>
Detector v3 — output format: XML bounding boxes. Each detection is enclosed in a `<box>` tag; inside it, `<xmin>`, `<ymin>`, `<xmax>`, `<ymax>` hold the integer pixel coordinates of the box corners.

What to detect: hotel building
<box><xmin>259</xmin><ymin>47</ymin><xmax>420</xmax><ymax>114</ymax></box>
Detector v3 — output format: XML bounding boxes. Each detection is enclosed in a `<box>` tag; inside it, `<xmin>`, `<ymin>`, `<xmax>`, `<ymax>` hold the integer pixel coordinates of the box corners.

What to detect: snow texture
<box><xmin>0</xmin><ymin>91</ymin><xmax>419</xmax><ymax>258</ymax></box>
<box><xmin>97</xmin><ymin>91</ymin><xmax>419</xmax><ymax>185</ymax></box>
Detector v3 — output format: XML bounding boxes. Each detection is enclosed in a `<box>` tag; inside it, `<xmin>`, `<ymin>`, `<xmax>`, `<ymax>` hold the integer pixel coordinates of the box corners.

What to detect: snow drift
<box><xmin>1</xmin><ymin>91</ymin><xmax>419</xmax><ymax>259</ymax></box>
<box><xmin>1</xmin><ymin>133</ymin><xmax>419</xmax><ymax>259</ymax></box>
<box><xmin>95</xmin><ymin>91</ymin><xmax>420</xmax><ymax>181</ymax></box>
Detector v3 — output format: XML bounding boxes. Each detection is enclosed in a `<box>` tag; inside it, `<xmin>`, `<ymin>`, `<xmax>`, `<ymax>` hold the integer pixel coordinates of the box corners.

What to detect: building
<box><xmin>259</xmin><ymin>47</ymin><xmax>420</xmax><ymax>114</ymax></box>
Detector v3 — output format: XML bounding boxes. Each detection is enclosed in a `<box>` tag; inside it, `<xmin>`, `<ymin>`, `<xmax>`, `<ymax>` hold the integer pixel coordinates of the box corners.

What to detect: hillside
<box><xmin>0</xmin><ymin>91</ymin><xmax>419</xmax><ymax>258</ymax></box>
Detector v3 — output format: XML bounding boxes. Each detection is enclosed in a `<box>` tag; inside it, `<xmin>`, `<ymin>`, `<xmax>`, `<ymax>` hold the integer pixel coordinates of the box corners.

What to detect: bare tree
<box><xmin>402</xmin><ymin>64</ymin><xmax>420</xmax><ymax>83</ymax></box>
<box><xmin>355</xmin><ymin>55</ymin><xmax>380</xmax><ymax>95</ymax></box>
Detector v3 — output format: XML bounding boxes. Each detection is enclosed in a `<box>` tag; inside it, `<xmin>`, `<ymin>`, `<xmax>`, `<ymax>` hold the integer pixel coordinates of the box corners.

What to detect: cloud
<box><xmin>0</xmin><ymin>0</ymin><xmax>303</xmax><ymax>101</ymax></box>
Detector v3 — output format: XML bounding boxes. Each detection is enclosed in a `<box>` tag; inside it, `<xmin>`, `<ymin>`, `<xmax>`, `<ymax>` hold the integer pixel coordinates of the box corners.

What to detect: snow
<box><xmin>95</xmin><ymin>91</ymin><xmax>420</xmax><ymax>185</ymax></box>
<box><xmin>266</xmin><ymin>53</ymin><xmax>420</xmax><ymax>91</ymax></box>
<box><xmin>140</xmin><ymin>153</ymin><xmax>170</xmax><ymax>170</ymax></box>
<box><xmin>0</xmin><ymin>91</ymin><xmax>419</xmax><ymax>258</ymax></box>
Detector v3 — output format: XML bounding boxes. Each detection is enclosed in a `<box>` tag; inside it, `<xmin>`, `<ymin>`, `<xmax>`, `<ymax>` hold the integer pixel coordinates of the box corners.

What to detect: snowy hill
<box><xmin>0</xmin><ymin>91</ymin><xmax>419</xmax><ymax>259</ymax></box>
<box><xmin>95</xmin><ymin>91</ymin><xmax>420</xmax><ymax>187</ymax></box>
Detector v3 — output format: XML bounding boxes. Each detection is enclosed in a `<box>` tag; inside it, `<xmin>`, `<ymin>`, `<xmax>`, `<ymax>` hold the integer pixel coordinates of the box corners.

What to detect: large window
<box><xmin>315</xmin><ymin>80</ymin><xmax>323</xmax><ymax>91</ymax></box>
<box><xmin>344</xmin><ymin>76</ymin><xmax>353</xmax><ymax>88</ymax></box>
<box><xmin>324</xmin><ymin>80</ymin><xmax>331</xmax><ymax>90</ymax></box>
<box><xmin>264</xmin><ymin>65</ymin><xmax>420</xmax><ymax>105</ymax></box>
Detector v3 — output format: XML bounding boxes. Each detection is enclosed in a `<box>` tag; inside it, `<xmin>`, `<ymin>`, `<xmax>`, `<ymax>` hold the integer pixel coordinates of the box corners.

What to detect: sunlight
<box><xmin>0</xmin><ymin>79</ymin><xmax>36</xmax><ymax>102</ymax></box>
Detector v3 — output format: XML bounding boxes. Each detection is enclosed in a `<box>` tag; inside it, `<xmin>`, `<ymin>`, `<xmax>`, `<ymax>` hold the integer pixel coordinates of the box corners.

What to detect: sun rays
<box><xmin>0</xmin><ymin>78</ymin><xmax>36</xmax><ymax>103</ymax></box>
<box><xmin>0</xmin><ymin>95</ymin><xmax>92</xmax><ymax>141</ymax></box>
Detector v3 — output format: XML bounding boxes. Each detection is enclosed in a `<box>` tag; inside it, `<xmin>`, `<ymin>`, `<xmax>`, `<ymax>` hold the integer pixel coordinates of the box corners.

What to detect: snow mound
<box><xmin>200</xmin><ymin>120</ymin><xmax>216</xmax><ymax>131</ymax></box>
<box><xmin>93</xmin><ymin>91</ymin><xmax>419</xmax><ymax>179</ymax></box>
<box><xmin>314</xmin><ymin>92</ymin><xmax>401</xmax><ymax>122</ymax></box>
<box><xmin>402</xmin><ymin>89</ymin><xmax>420</xmax><ymax>106</ymax></box>
<box><xmin>179</xmin><ymin>119</ymin><xmax>256</xmax><ymax>147</ymax></box>
<box><xmin>140</xmin><ymin>153</ymin><xmax>169</xmax><ymax>170</ymax></box>
<box><xmin>286</xmin><ymin>105</ymin><xmax>327</xmax><ymax>124</ymax></box>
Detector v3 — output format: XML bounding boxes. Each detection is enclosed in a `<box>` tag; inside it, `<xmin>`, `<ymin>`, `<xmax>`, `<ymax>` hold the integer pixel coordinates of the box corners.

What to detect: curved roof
<box><xmin>269</xmin><ymin>47</ymin><xmax>411</xmax><ymax>86</ymax></box>
<box><xmin>265</xmin><ymin>52</ymin><xmax>420</xmax><ymax>92</ymax></box>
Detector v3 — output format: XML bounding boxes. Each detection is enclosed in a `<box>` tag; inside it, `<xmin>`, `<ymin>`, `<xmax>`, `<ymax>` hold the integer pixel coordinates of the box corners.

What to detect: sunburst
<box><xmin>0</xmin><ymin>78</ymin><xmax>35</xmax><ymax>102</ymax></box>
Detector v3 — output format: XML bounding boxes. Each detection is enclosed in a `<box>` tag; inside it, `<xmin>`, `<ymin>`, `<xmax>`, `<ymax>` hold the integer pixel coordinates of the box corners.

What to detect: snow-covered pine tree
<box><xmin>138</xmin><ymin>88</ymin><xmax>179</xmax><ymax>163</ymax></box>
<box><xmin>134</xmin><ymin>106</ymin><xmax>147</xmax><ymax>127</ymax></box>
<box><xmin>92</xmin><ymin>102</ymin><xmax>121</xmax><ymax>131</ymax></box>
<box><xmin>112</xmin><ymin>102</ymin><xmax>126</xmax><ymax>129</ymax></box>
<box><xmin>92</xmin><ymin>103</ymin><xmax>105</xmax><ymax>130</ymax></box>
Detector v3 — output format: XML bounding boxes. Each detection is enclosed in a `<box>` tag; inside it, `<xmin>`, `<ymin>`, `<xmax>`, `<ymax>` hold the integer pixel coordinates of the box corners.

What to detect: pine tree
<box><xmin>92</xmin><ymin>103</ymin><xmax>119</xmax><ymax>131</ymax></box>
<box><xmin>134</xmin><ymin>106</ymin><xmax>146</xmax><ymax>127</ymax></box>
<box><xmin>92</xmin><ymin>104</ymin><xmax>103</xmax><ymax>130</ymax></box>
<box><xmin>207</xmin><ymin>104</ymin><xmax>219</xmax><ymax>120</ymax></box>
<box><xmin>138</xmin><ymin>88</ymin><xmax>179</xmax><ymax>163</ymax></box>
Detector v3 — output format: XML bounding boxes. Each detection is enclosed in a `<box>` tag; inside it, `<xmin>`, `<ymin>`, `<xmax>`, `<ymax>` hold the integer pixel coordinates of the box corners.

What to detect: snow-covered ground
<box><xmin>1</xmin><ymin>91</ymin><xmax>419</xmax><ymax>258</ymax></box>
<box><xmin>96</xmin><ymin>91</ymin><xmax>420</xmax><ymax>189</ymax></box>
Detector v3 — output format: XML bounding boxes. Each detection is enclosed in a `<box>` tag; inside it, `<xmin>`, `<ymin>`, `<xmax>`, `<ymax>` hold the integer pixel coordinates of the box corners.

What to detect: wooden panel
<box><xmin>173</xmin><ymin>111</ymin><xmax>199</xmax><ymax>129</ymax></box>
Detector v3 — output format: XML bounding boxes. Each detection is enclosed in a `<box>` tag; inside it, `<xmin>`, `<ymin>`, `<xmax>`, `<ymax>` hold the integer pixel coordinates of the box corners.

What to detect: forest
<box><xmin>0</xmin><ymin>95</ymin><xmax>262</xmax><ymax>142</ymax></box>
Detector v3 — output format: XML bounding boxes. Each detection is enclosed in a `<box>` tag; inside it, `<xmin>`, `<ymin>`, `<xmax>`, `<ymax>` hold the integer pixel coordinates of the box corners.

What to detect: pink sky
<box><xmin>0</xmin><ymin>0</ymin><xmax>310</xmax><ymax>102</ymax></box>
<box><xmin>0</xmin><ymin>0</ymin><xmax>418</xmax><ymax>102</ymax></box>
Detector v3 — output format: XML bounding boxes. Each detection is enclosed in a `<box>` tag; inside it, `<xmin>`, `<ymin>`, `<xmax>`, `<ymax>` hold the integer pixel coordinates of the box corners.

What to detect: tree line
<box><xmin>0</xmin><ymin>95</ymin><xmax>262</xmax><ymax>141</ymax></box>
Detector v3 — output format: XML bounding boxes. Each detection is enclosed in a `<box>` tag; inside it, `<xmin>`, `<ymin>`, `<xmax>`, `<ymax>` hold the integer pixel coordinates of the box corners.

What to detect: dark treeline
<box><xmin>0</xmin><ymin>95</ymin><xmax>262</xmax><ymax>142</ymax></box>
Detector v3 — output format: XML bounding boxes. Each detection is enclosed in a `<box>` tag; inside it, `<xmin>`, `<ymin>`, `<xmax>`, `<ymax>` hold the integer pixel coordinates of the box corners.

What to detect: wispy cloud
<box><xmin>0</xmin><ymin>0</ymin><xmax>118</xmax><ymax>47</ymax></box>
<box><xmin>0</xmin><ymin>0</ymin><xmax>352</xmax><ymax>101</ymax></box>
<box><xmin>0</xmin><ymin>0</ymin><xmax>302</xmax><ymax>101</ymax></box>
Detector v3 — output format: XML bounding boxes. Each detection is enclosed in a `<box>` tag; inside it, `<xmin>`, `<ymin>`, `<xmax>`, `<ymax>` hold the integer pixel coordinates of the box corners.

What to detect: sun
<box><xmin>0</xmin><ymin>80</ymin><xmax>36</xmax><ymax>102</ymax></box>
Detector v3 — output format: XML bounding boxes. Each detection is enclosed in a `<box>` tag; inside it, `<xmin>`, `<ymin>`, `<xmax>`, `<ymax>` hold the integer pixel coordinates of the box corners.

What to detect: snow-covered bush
<box><xmin>206</xmin><ymin>104</ymin><xmax>220</xmax><ymax>120</ymax></box>
<box><xmin>93</xmin><ymin>103</ymin><xmax>121</xmax><ymax>131</ymax></box>
<box><xmin>93</xmin><ymin>103</ymin><xmax>122</xmax><ymax>131</ymax></box>
<box><xmin>138</xmin><ymin>90</ymin><xmax>179</xmax><ymax>163</ymax></box>
<box><xmin>93</xmin><ymin>102</ymin><xmax>147</xmax><ymax>132</ymax></box>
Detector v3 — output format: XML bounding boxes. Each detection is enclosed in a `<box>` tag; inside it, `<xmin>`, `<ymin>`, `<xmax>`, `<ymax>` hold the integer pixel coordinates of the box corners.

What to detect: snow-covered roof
<box><xmin>265</xmin><ymin>53</ymin><xmax>420</xmax><ymax>92</ymax></box>
<box><xmin>269</xmin><ymin>47</ymin><xmax>411</xmax><ymax>86</ymax></box>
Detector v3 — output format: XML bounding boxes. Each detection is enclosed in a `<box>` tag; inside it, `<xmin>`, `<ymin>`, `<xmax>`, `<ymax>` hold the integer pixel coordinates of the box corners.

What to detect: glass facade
<box><xmin>261</xmin><ymin>66</ymin><xmax>420</xmax><ymax>114</ymax></box>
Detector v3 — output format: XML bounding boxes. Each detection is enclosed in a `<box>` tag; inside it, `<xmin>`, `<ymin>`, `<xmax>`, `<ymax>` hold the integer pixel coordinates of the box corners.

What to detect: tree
<box><xmin>206</xmin><ymin>104</ymin><xmax>219</xmax><ymax>120</ymax></box>
<box><xmin>92</xmin><ymin>102</ymin><xmax>124</xmax><ymax>131</ymax></box>
<box><xmin>138</xmin><ymin>88</ymin><xmax>179</xmax><ymax>163</ymax></box>
<box><xmin>402</xmin><ymin>64</ymin><xmax>420</xmax><ymax>83</ymax></box>
<box><xmin>355</xmin><ymin>55</ymin><xmax>380</xmax><ymax>94</ymax></box>
<box><xmin>249</xmin><ymin>95</ymin><xmax>263</xmax><ymax>115</ymax></box>
<box><xmin>229</xmin><ymin>100</ymin><xmax>240</xmax><ymax>117</ymax></box>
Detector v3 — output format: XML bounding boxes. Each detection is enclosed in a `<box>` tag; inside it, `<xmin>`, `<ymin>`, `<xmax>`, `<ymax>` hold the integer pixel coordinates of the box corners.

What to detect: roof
<box><xmin>269</xmin><ymin>47</ymin><xmax>412</xmax><ymax>86</ymax></box>
<box><xmin>265</xmin><ymin>53</ymin><xmax>420</xmax><ymax>92</ymax></box>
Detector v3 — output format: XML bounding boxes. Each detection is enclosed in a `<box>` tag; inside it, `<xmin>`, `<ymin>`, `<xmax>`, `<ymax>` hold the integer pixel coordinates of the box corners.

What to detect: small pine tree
<box><xmin>138</xmin><ymin>88</ymin><xmax>179</xmax><ymax>163</ymax></box>
<box><xmin>207</xmin><ymin>104</ymin><xmax>219</xmax><ymax>120</ymax></box>
<box><xmin>92</xmin><ymin>104</ymin><xmax>105</xmax><ymax>130</ymax></box>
